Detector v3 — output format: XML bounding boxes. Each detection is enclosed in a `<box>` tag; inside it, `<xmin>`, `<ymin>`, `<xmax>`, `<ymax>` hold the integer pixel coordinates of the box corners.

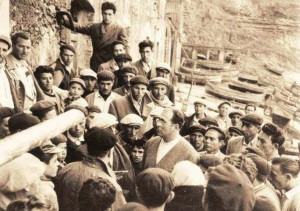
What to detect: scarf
<box><xmin>150</xmin><ymin>91</ymin><xmax>173</xmax><ymax>108</ymax></box>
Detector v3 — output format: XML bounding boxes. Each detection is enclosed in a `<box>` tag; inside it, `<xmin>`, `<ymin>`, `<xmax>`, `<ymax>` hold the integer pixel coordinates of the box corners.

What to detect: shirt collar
<box><xmin>285</xmin><ymin>183</ymin><xmax>300</xmax><ymax>199</ymax></box>
<box><xmin>67</xmin><ymin>131</ymin><xmax>84</xmax><ymax>143</ymax></box>
<box><xmin>59</xmin><ymin>57</ymin><xmax>72</xmax><ymax>73</ymax></box>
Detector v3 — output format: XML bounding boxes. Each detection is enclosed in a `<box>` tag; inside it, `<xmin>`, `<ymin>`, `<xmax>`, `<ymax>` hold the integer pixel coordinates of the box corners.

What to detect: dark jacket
<box><xmin>50</xmin><ymin>58</ymin><xmax>74</xmax><ymax>90</ymax></box>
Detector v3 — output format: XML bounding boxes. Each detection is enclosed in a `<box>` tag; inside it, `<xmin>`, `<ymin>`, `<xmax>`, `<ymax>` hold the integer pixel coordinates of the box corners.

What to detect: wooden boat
<box><xmin>257</xmin><ymin>74</ymin><xmax>280</xmax><ymax>87</ymax></box>
<box><xmin>228</xmin><ymin>79</ymin><xmax>265</xmax><ymax>94</ymax></box>
<box><xmin>264</xmin><ymin>61</ymin><xmax>285</xmax><ymax>76</ymax></box>
<box><xmin>175</xmin><ymin>71</ymin><xmax>222</xmax><ymax>85</ymax></box>
<box><xmin>274</xmin><ymin>89</ymin><xmax>300</xmax><ymax>108</ymax></box>
<box><xmin>197</xmin><ymin>59</ymin><xmax>231</xmax><ymax>70</ymax></box>
<box><xmin>205</xmin><ymin>82</ymin><xmax>264</xmax><ymax>105</ymax></box>
<box><xmin>238</xmin><ymin>73</ymin><xmax>258</xmax><ymax>84</ymax></box>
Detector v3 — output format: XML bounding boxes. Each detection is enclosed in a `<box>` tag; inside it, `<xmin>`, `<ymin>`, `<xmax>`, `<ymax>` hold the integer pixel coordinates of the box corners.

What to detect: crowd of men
<box><xmin>0</xmin><ymin>2</ymin><xmax>299</xmax><ymax>211</ymax></box>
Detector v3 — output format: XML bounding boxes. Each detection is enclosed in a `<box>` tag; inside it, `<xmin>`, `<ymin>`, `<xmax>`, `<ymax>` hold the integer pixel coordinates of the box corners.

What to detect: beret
<box><xmin>149</xmin><ymin>77</ymin><xmax>170</xmax><ymax>88</ymax></box>
<box><xmin>198</xmin><ymin>154</ymin><xmax>223</xmax><ymax>169</ymax></box>
<box><xmin>121</xmin><ymin>66</ymin><xmax>138</xmax><ymax>75</ymax></box>
<box><xmin>69</xmin><ymin>77</ymin><xmax>86</xmax><ymax>89</ymax></box>
<box><xmin>0</xmin><ymin>107</ymin><xmax>15</xmax><ymax>122</ymax></box>
<box><xmin>64</xmin><ymin>105</ymin><xmax>88</xmax><ymax>117</ymax></box>
<box><xmin>156</xmin><ymin>63</ymin><xmax>171</xmax><ymax>73</ymax></box>
<box><xmin>97</xmin><ymin>70</ymin><xmax>115</xmax><ymax>81</ymax></box>
<box><xmin>116</xmin><ymin>202</ymin><xmax>149</xmax><ymax>211</ymax></box>
<box><xmin>228</xmin><ymin>126</ymin><xmax>243</xmax><ymax>136</ymax></box>
<box><xmin>89</xmin><ymin>113</ymin><xmax>118</xmax><ymax>129</ymax></box>
<box><xmin>86</xmin><ymin>105</ymin><xmax>101</xmax><ymax>113</ymax></box>
<box><xmin>114</xmin><ymin>53</ymin><xmax>132</xmax><ymax>62</ymax></box>
<box><xmin>60</xmin><ymin>44</ymin><xmax>76</xmax><ymax>54</ymax></box>
<box><xmin>130</xmin><ymin>76</ymin><xmax>149</xmax><ymax>86</ymax></box>
<box><xmin>199</xmin><ymin>116</ymin><xmax>218</xmax><ymax>127</ymax></box>
<box><xmin>218</xmin><ymin>101</ymin><xmax>231</xmax><ymax>109</ymax></box>
<box><xmin>8</xmin><ymin>113</ymin><xmax>40</xmax><ymax>134</ymax></box>
<box><xmin>194</xmin><ymin>100</ymin><xmax>206</xmax><ymax>106</ymax></box>
<box><xmin>51</xmin><ymin>134</ymin><xmax>68</xmax><ymax>145</ymax></box>
<box><xmin>86</xmin><ymin>127</ymin><xmax>117</xmax><ymax>153</ymax></box>
<box><xmin>80</xmin><ymin>68</ymin><xmax>97</xmax><ymax>79</ymax></box>
<box><xmin>0</xmin><ymin>35</ymin><xmax>12</xmax><ymax>50</ymax></box>
<box><xmin>229</xmin><ymin>110</ymin><xmax>243</xmax><ymax>118</ymax></box>
<box><xmin>206</xmin><ymin>126</ymin><xmax>226</xmax><ymax>140</ymax></box>
<box><xmin>241</xmin><ymin>113</ymin><xmax>263</xmax><ymax>126</ymax></box>
<box><xmin>40</xmin><ymin>142</ymin><xmax>63</xmax><ymax>154</ymax></box>
<box><xmin>207</xmin><ymin>164</ymin><xmax>256</xmax><ymax>211</ymax></box>
<box><xmin>245</xmin><ymin>146</ymin><xmax>267</xmax><ymax>160</ymax></box>
<box><xmin>30</xmin><ymin>100</ymin><xmax>56</xmax><ymax>115</ymax></box>
<box><xmin>120</xmin><ymin>114</ymin><xmax>143</xmax><ymax>126</ymax></box>
<box><xmin>246</xmin><ymin>153</ymin><xmax>271</xmax><ymax>177</ymax></box>
<box><xmin>188</xmin><ymin>124</ymin><xmax>206</xmax><ymax>135</ymax></box>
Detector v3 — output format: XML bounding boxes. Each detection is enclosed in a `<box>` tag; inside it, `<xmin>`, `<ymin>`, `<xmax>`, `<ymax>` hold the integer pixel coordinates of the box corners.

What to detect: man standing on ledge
<box><xmin>61</xmin><ymin>2</ymin><xmax>129</xmax><ymax>72</ymax></box>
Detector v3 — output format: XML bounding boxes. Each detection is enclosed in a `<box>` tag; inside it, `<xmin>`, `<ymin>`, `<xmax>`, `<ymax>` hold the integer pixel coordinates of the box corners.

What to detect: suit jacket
<box><xmin>73</xmin><ymin>22</ymin><xmax>129</xmax><ymax>71</ymax></box>
<box><xmin>226</xmin><ymin>135</ymin><xmax>245</xmax><ymax>155</ymax></box>
<box><xmin>143</xmin><ymin>136</ymin><xmax>199</xmax><ymax>172</ymax></box>
<box><xmin>113</xmin><ymin>86</ymin><xmax>129</xmax><ymax>97</ymax></box>
<box><xmin>132</xmin><ymin>59</ymin><xmax>157</xmax><ymax>80</ymax></box>
<box><xmin>98</xmin><ymin>59</ymin><xmax>118</xmax><ymax>73</ymax></box>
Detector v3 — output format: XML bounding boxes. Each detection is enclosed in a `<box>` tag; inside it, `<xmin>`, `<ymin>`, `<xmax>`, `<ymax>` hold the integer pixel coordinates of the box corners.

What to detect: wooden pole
<box><xmin>0</xmin><ymin>109</ymin><xmax>85</xmax><ymax>167</ymax></box>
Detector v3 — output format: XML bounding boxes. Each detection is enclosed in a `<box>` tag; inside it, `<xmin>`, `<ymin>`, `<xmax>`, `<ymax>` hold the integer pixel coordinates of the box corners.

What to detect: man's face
<box><xmin>256</xmin><ymin>131</ymin><xmax>274</xmax><ymax>157</ymax></box>
<box><xmin>0</xmin><ymin>41</ymin><xmax>9</xmax><ymax>64</ymax></box>
<box><xmin>231</xmin><ymin>114</ymin><xmax>242</xmax><ymax>126</ymax></box>
<box><xmin>194</xmin><ymin>104</ymin><xmax>206</xmax><ymax>115</ymax></box>
<box><xmin>0</xmin><ymin>117</ymin><xmax>11</xmax><ymax>137</ymax></box>
<box><xmin>228</xmin><ymin>131</ymin><xmax>241</xmax><ymax>139</ymax></box>
<box><xmin>204</xmin><ymin>130</ymin><xmax>222</xmax><ymax>154</ymax></box>
<box><xmin>131</xmin><ymin>146</ymin><xmax>144</xmax><ymax>163</ymax></box>
<box><xmin>153</xmin><ymin>110</ymin><xmax>177</xmax><ymax>140</ymax></box>
<box><xmin>124</xmin><ymin>124</ymin><xmax>140</xmax><ymax>141</ymax></box>
<box><xmin>44</xmin><ymin>154</ymin><xmax>60</xmax><ymax>178</ymax></box>
<box><xmin>242</xmin><ymin>122</ymin><xmax>259</xmax><ymax>139</ymax></box>
<box><xmin>81</xmin><ymin>76</ymin><xmax>97</xmax><ymax>92</ymax></box>
<box><xmin>117</xmin><ymin>60</ymin><xmax>130</xmax><ymax>69</ymax></box>
<box><xmin>131</xmin><ymin>84</ymin><xmax>147</xmax><ymax>101</ymax></box>
<box><xmin>140</xmin><ymin>46</ymin><xmax>153</xmax><ymax>63</ymax></box>
<box><xmin>102</xmin><ymin>9</ymin><xmax>115</xmax><ymax>25</ymax></box>
<box><xmin>190</xmin><ymin>132</ymin><xmax>204</xmax><ymax>150</ymax></box>
<box><xmin>123</xmin><ymin>72</ymin><xmax>136</xmax><ymax>86</ymax></box>
<box><xmin>245</xmin><ymin>106</ymin><xmax>255</xmax><ymax>114</ymax></box>
<box><xmin>113</xmin><ymin>44</ymin><xmax>125</xmax><ymax>56</ymax></box>
<box><xmin>12</xmin><ymin>38</ymin><xmax>31</xmax><ymax>60</ymax></box>
<box><xmin>86</xmin><ymin>112</ymin><xmax>98</xmax><ymax>129</ymax></box>
<box><xmin>269</xmin><ymin>164</ymin><xmax>288</xmax><ymax>191</ymax></box>
<box><xmin>69</xmin><ymin>83</ymin><xmax>84</xmax><ymax>99</ymax></box>
<box><xmin>61</xmin><ymin>49</ymin><xmax>74</xmax><ymax>66</ymax></box>
<box><xmin>151</xmin><ymin>84</ymin><xmax>167</xmax><ymax>100</ymax></box>
<box><xmin>219</xmin><ymin>104</ymin><xmax>230</xmax><ymax>117</ymax></box>
<box><xmin>39</xmin><ymin>73</ymin><xmax>53</xmax><ymax>92</ymax></box>
<box><xmin>156</xmin><ymin>69</ymin><xmax>170</xmax><ymax>78</ymax></box>
<box><xmin>69</xmin><ymin>119</ymin><xmax>86</xmax><ymax>138</ymax></box>
<box><xmin>99</xmin><ymin>80</ymin><xmax>113</xmax><ymax>95</ymax></box>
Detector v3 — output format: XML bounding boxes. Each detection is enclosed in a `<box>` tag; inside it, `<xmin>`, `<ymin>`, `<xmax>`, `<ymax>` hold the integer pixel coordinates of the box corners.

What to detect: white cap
<box><xmin>120</xmin><ymin>114</ymin><xmax>144</xmax><ymax>126</ymax></box>
<box><xmin>89</xmin><ymin>113</ymin><xmax>118</xmax><ymax>129</ymax></box>
<box><xmin>80</xmin><ymin>68</ymin><xmax>97</xmax><ymax>79</ymax></box>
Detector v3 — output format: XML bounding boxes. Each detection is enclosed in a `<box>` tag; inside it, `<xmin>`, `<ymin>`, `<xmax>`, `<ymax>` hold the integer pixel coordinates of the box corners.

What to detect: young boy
<box><xmin>64</xmin><ymin>78</ymin><xmax>88</xmax><ymax>107</ymax></box>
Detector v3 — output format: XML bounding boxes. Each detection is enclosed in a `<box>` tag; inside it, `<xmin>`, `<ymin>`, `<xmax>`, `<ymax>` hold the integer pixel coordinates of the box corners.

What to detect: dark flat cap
<box><xmin>117</xmin><ymin>202</ymin><xmax>149</xmax><ymax>211</ymax></box>
<box><xmin>130</xmin><ymin>76</ymin><xmax>149</xmax><ymax>86</ymax></box>
<box><xmin>121</xmin><ymin>66</ymin><xmax>138</xmax><ymax>75</ymax></box>
<box><xmin>86</xmin><ymin>127</ymin><xmax>117</xmax><ymax>154</ymax></box>
<box><xmin>149</xmin><ymin>77</ymin><xmax>170</xmax><ymax>88</ymax></box>
<box><xmin>206</xmin><ymin>126</ymin><xmax>226</xmax><ymax>140</ymax></box>
<box><xmin>218</xmin><ymin>101</ymin><xmax>231</xmax><ymax>109</ymax></box>
<box><xmin>69</xmin><ymin>77</ymin><xmax>86</xmax><ymax>89</ymax></box>
<box><xmin>199</xmin><ymin>116</ymin><xmax>218</xmax><ymax>127</ymax></box>
<box><xmin>97</xmin><ymin>70</ymin><xmax>115</xmax><ymax>81</ymax></box>
<box><xmin>228</xmin><ymin>126</ymin><xmax>243</xmax><ymax>136</ymax></box>
<box><xmin>246</xmin><ymin>153</ymin><xmax>270</xmax><ymax>177</ymax></box>
<box><xmin>229</xmin><ymin>110</ymin><xmax>243</xmax><ymax>118</ymax></box>
<box><xmin>245</xmin><ymin>146</ymin><xmax>267</xmax><ymax>159</ymax></box>
<box><xmin>114</xmin><ymin>53</ymin><xmax>132</xmax><ymax>62</ymax></box>
<box><xmin>194</xmin><ymin>100</ymin><xmax>206</xmax><ymax>106</ymax></box>
<box><xmin>241</xmin><ymin>113</ymin><xmax>263</xmax><ymax>126</ymax></box>
<box><xmin>8</xmin><ymin>113</ymin><xmax>40</xmax><ymax>134</ymax></box>
<box><xmin>0</xmin><ymin>107</ymin><xmax>15</xmax><ymax>122</ymax></box>
<box><xmin>0</xmin><ymin>35</ymin><xmax>12</xmax><ymax>50</ymax></box>
<box><xmin>65</xmin><ymin>105</ymin><xmax>88</xmax><ymax>116</ymax></box>
<box><xmin>60</xmin><ymin>44</ymin><xmax>76</xmax><ymax>54</ymax></box>
<box><xmin>188</xmin><ymin>124</ymin><xmax>206</xmax><ymax>135</ymax></box>
<box><xmin>30</xmin><ymin>100</ymin><xmax>56</xmax><ymax>116</ymax></box>
<box><xmin>51</xmin><ymin>134</ymin><xmax>68</xmax><ymax>145</ymax></box>
<box><xmin>86</xmin><ymin>105</ymin><xmax>101</xmax><ymax>113</ymax></box>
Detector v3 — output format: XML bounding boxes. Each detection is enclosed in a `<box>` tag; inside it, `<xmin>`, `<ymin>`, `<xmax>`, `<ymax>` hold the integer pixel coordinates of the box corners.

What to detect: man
<box><xmin>130</xmin><ymin>141</ymin><xmax>145</xmax><ymax>176</ymax></box>
<box><xmin>55</xmin><ymin>128</ymin><xmax>126</xmax><ymax>211</ymax></box>
<box><xmin>215</xmin><ymin>101</ymin><xmax>232</xmax><ymax>131</ymax></box>
<box><xmin>109</xmin><ymin>75</ymin><xmax>152</xmax><ymax>121</ymax></box>
<box><xmin>245</xmin><ymin>104</ymin><xmax>256</xmax><ymax>114</ymax></box>
<box><xmin>229</xmin><ymin>110</ymin><xmax>243</xmax><ymax>128</ymax></box>
<box><xmin>98</xmin><ymin>40</ymin><xmax>126</xmax><ymax>72</ymax></box>
<box><xmin>133</xmin><ymin>39</ymin><xmax>157</xmax><ymax>79</ymax></box>
<box><xmin>256</xmin><ymin>123</ymin><xmax>285</xmax><ymax>162</ymax></box>
<box><xmin>113</xmin><ymin>65</ymin><xmax>137</xmax><ymax>96</ymax></box>
<box><xmin>180</xmin><ymin>100</ymin><xmax>208</xmax><ymax>136</ymax></box>
<box><xmin>198</xmin><ymin>116</ymin><xmax>218</xmax><ymax>129</ymax></box>
<box><xmin>186</xmin><ymin>125</ymin><xmax>206</xmax><ymax>152</ymax></box>
<box><xmin>51</xmin><ymin>44</ymin><xmax>76</xmax><ymax>90</ymax></box>
<box><xmin>113</xmin><ymin>53</ymin><xmax>133</xmax><ymax>89</ymax></box>
<box><xmin>34</xmin><ymin>65</ymin><xmax>65</xmax><ymax>114</ymax></box>
<box><xmin>0</xmin><ymin>107</ymin><xmax>15</xmax><ymax>139</ymax></box>
<box><xmin>201</xmin><ymin>126</ymin><xmax>226</xmax><ymax>160</ymax></box>
<box><xmin>6</xmin><ymin>32</ymin><xmax>44</xmax><ymax>112</ymax></box>
<box><xmin>155</xmin><ymin>63</ymin><xmax>175</xmax><ymax>103</ymax></box>
<box><xmin>269</xmin><ymin>157</ymin><xmax>300</xmax><ymax>210</ymax></box>
<box><xmin>85</xmin><ymin>70</ymin><xmax>121</xmax><ymax>113</ymax></box>
<box><xmin>62</xmin><ymin>2</ymin><xmax>129</xmax><ymax>72</ymax></box>
<box><xmin>79</xmin><ymin>68</ymin><xmax>97</xmax><ymax>98</ymax></box>
<box><xmin>30</xmin><ymin>100</ymin><xmax>57</xmax><ymax>121</ymax></box>
<box><xmin>143</xmin><ymin>108</ymin><xmax>199</xmax><ymax>172</ymax></box>
<box><xmin>226</xmin><ymin>113</ymin><xmax>263</xmax><ymax>155</ymax></box>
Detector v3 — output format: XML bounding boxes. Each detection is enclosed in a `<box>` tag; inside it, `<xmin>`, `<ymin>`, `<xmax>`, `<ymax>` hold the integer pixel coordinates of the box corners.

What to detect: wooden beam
<box><xmin>0</xmin><ymin>109</ymin><xmax>85</xmax><ymax>167</ymax></box>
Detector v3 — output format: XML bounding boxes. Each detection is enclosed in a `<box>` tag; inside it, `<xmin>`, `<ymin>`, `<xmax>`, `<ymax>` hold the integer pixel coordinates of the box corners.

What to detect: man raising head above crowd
<box><xmin>215</xmin><ymin>101</ymin><xmax>232</xmax><ymax>131</ymax></box>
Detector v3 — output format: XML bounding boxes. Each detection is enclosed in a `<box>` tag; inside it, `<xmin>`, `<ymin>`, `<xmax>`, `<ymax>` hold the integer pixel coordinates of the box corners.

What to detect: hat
<box><xmin>206</xmin><ymin>164</ymin><xmax>256</xmax><ymax>211</ymax></box>
<box><xmin>188</xmin><ymin>124</ymin><xmax>206</xmax><ymax>135</ymax></box>
<box><xmin>97</xmin><ymin>70</ymin><xmax>115</xmax><ymax>81</ymax></box>
<box><xmin>86</xmin><ymin>128</ymin><xmax>117</xmax><ymax>154</ymax></box>
<box><xmin>241</xmin><ymin>113</ymin><xmax>263</xmax><ymax>126</ymax></box>
<box><xmin>194</xmin><ymin>100</ymin><xmax>206</xmax><ymax>106</ymax></box>
<box><xmin>218</xmin><ymin>101</ymin><xmax>231</xmax><ymax>109</ymax></box>
<box><xmin>130</xmin><ymin>76</ymin><xmax>149</xmax><ymax>87</ymax></box>
<box><xmin>198</xmin><ymin>116</ymin><xmax>218</xmax><ymax>127</ymax></box>
<box><xmin>89</xmin><ymin>113</ymin><xmax>118</xmax><ymax>129</ymax></box>
<box><xmin>51</xmin><ymin>134</ymin><xmax>68</xmax><ymax>145</ymax></box>
<box><xmin>246</xmin><ymin>153</ymin><xmax>271</xmax><ymax>178</ymax></box>
<box><xmin>229</xmin><ymin>110</ymin><xmax>243</xmax><ymax>118</ymax></box>
<box><xmin>69</xmin><ymin>77</ymin><xmax>86</xmax><ymax>89</ymax></box>
<box><xmin>137</xmin><ymin>168</ymin><xmax>175</xmax><ymax>207</ymax></box>
<box><xmin>30</xmin><ymin>100</ymin><xmax>56</xmax><ymax>116</ymax></box>
<box><xmin>245</xmin><ymin>146</ymin><xmax>267</xmax><ymax>159</ymax></box>
<box><xmin>64</xmin><ymin>105</ymin><xmax>88</xmax><ymax>117</ymax></box>
<box><xmin>228</xmin><ymin>126</ymin><xmax>243</xmax><ymax>136</ymax></box>
<box><xmin>120</xmin><ymin>114</ymin><xmax>143</xmax><ymax>126</ymax></box>
<box><xmin>156</xmin><ymin>63</ymin><xmax>171</xmax><ymax>73</ymax></box>
<box><xmin>111</xmin><ymin>40</ymin><xmax>125</xmax><ymax>48</ymax></box>
<box><xmin>60</xmin><ymin>44</ymin><xmax>76</xmax><ymax>54</ymax></box>
<box><xmin>86</xmin><ymin>105</ymin><xmax>101</xmax><ymax>113</ymax></box>
<box><xmin>198</xmin><ymin>154</ymin><xmax>223</xmax><ymax>169</ymax></box>
<box><xmin>40</xmin><ymin>142</ymin><xmax>63</xmax><ymax>154</ymax></box>
<box><xmin>149</xmin><ymin>77</ymin><xmax>170</xmax><ymax>88</ymax></box>
<box><xmin>8</xmin><ymin>113</ymin><xmax>40</xmax><ymax>134</ymax></box>
<box><xmin>114</xmin><ymin>53</ymin><xmax>132</xmax><ymax>62</ymax></box>
<box><xmin>0</xmin><ymin>35</ymin><xmax>12</xmax><ymax>50</ymax></box>
<box><xmin>116</xmin><ymin>202</ymin><xmax>149</xmax><ymax>211</ymax></box>
<box><xmin>0</xmin><ymin>107</ymin><xmax>15</xmax><ymax>122</ymax></box>
<box><xmin>80</xmin><ymin>68</ymin><xmax>97</xmax><ymax>79</ymax></box>
<box><xmin>206</xmin><ymin>126</ymin><xmax>226</xmax><ymax>140</ymax></box>
<box><xmin>121</xmin><ymin>66</ymin><xmax>138</xmax><ymax>75</ymax></box>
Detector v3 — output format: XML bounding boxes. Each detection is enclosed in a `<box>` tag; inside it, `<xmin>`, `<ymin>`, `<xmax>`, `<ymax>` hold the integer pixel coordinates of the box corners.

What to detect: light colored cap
<box><xmin>120</xmin><ymin>114</ymin><xmax>144</xmax><ymax>126</ymax></box>
<box><xmin>41</xmin><ymin>141</ymin><xmax>63</xmax><ymax>154</ymax></box>
<box><xmin>149</xmin><ymin>77</ymin><xmax>170</xmax><ymax>87</ymax></box>
<box><xmin>156</xmin><ymin>62</ymin><xmax>171</xmax><ymax>72</ymax></box>
<box><xmin>0</xmin><ymin>35</ymin><xmax>12</xmax><ymax>50</ymax></box>
<box><xmin>89</xmin><ymin>113</ymin><xmax>118</xmax><ymax>129</ymax></box>
<box><xmin>80</xmin><ymin>68</ymin><xmax>97</xmax><ymax>79</ymax></box>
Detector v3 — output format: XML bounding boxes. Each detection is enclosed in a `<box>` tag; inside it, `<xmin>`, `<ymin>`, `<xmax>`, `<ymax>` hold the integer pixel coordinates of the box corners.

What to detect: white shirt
<box><xmin>93</xmin><ymin>91</ymin><xmax>121</xmax><ymax>113</ymax></box>
<box><xmin>0</xmin><ymin>67</ymin><xmax>14</xmax><ymax>108</ymax></box>
<box><xmin>282</xmin><ymin>183</ymin><xmax>300</xmax><ymax>211</ymax></box>
<box><xmin>156</xmin><ymin>136</ymin><xmax>180</xmax><ymax>164</ymax></box>
<box><xmin>142</xmin><ymin>61</ymin><xmax>152</xmax><ymax>73</ymax></box>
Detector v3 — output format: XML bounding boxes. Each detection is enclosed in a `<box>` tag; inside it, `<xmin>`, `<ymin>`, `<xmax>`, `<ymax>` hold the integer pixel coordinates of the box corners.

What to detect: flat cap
<box><xmin>86</xmin><ymin>127</ymin><xmax>117</xmax><ymax>153</ymax></box>
<box><xmin>130</xmin><ymin>76</ymin><xmax>149</xmax><ymax>86</ymax></box>
<box><xmin>0</xmin><ymin>107</ymin><xmax>15</xmax><ymax>121</ymax></box>
<box><xmin>241</xmin><ymin>113</ymin><xmax>263</xmax><ymax>126</ymax></box>
<box><xmin>64</xmin><ymin>105</ymin><xmax>88</xmax><ymax>117</ymax></box>
<box><xmin>86</xmin><ymin>105</ymin><xmax>101</xmax><ymax>113</ymax></box>
<box><xmin>41</xmin><ymin>142</ymin><xmax>63</xmax><ymax>154</ymax></box>
<box><xmin>80</xmin><ymin>68</ymin><xmax>97</xmax><ymax>79</ymax></box>
<box><xmin>245</xmin><ymin>146</ymin><xmax>267</xmax><ymax>159</ymax></box>
<box><xmin>188</xmin><ymin>124</ymin><xmax>206</xmax><ymax>135</ymax></box>
<box><xmin>89</xmin><ymin>113</ymin><xmax>118</xmax><ymax>129</ymax></box>
<box><xmin>246</xmin><ymin>153</ymin><xmax>271</xmax><ymax>177</ymax></box>
<box><xmin>8</xmin><ymin>113</ymin><xmax>40</xmax><ymax>134</ymax></box>
<box><xmin>60</xmin><ymin>44</ymin><xmax>76</xmax><ymax>54</ymax></box>
<box><xmin>218</xmin><ymin>101</ymin><xmax>231</xmax><ymax>109</ymax></box>
<box><xmin>30</xmin><ymin>100</ymin><xmax>56</xmax><ymax>116</ymax></box>
<box><xmin>229</xmin><ymin>110</ymin><xmax>243</xmax><ymax>118</ymax></box>
<box><xmin>206</xmin><ymin>126</ymin><xmax>226</xmax><ymax>140</ymax></box>
<box><xmin>69</xmin><ymin>77</ymin><xmax>86</xmax><ymax>89</ymax></box>
<box><xmin>156</xmin><ymin>63</ymin><xmax>171</xmax><ymax>73</ymax></box>
<box><xmin>149</xmin><ymin>77</ymin><xmax>170</xmax><ymax>88</ymax></box>
<box><xmin>194</xmin><ymin>100</ymin><xmax>206</xmax><ymax>106</ymax></box>
<box><xmin>97</xmin><ymin>70</ymin><xmax>115</xmax><ymax>81</ymax></box>
<box><xmin>120</xmin><ymin>114</ymin><xmax>143</xmax><ymax>126</ymax></box>
<box><xmin>51</xmin><ymin>134</ymin><xmax>68</xmax><ymax>145</ymax></box>
<box><xmin>228</xmin><ymin>126</ymin><xmax>243</xmax><ymax>136</ymax></box>
<box><xmin>114</xmin><ymin>53</ymin><xmax>132</xmax><ymax>62</ymax></box>
<box><xmin>0</xmin><ymin>35</ymin><xmax>12</xmax><ymax>50</ymax></box>
<box><xmin>199</xmin><ymin>116</ymin><xmax>218</xmax><ymax>127</ymax></box>
<box><xmin>121</xmin><ymin>66</ymin><xmax>138</xmax><ymax>75</ymax></box>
